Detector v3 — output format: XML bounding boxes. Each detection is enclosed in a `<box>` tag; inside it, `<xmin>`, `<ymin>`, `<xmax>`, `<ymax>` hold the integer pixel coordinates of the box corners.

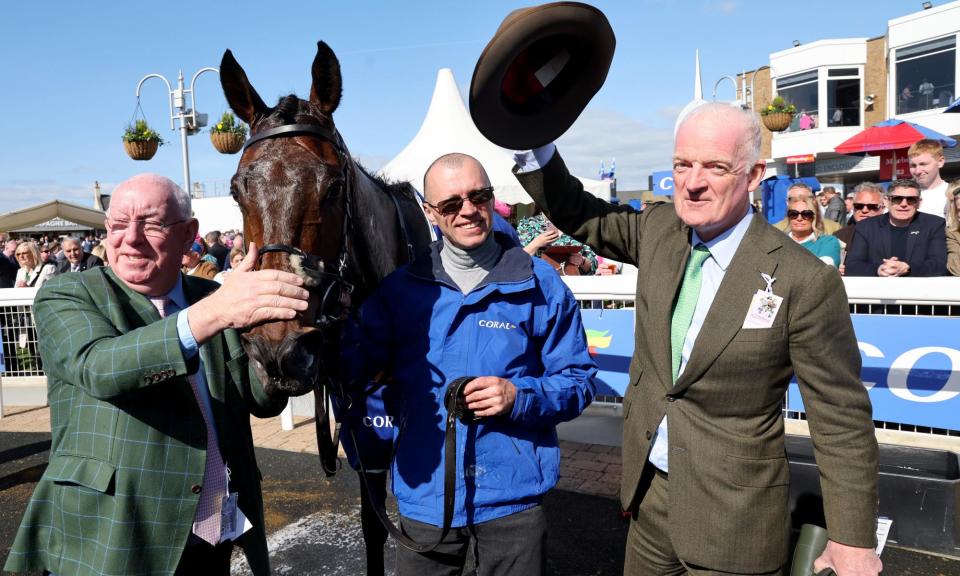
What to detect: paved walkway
<box><xmin>1</xmin><ymin>405</ymin><xmax>623</xmax><ymax>499</ymax></box>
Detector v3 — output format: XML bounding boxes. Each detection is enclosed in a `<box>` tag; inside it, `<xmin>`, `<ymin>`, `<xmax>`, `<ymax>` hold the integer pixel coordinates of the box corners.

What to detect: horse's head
<box><xmin>221</xmin><ymin>42</ymin><xmax>350</xmax><ymax>397</ymax></box>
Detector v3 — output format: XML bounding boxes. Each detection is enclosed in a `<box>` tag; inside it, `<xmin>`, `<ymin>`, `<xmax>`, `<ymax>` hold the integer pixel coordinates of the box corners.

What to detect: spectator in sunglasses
<box><xmin>845</xmin><ymin>179</ymin><xmax>947</xmax><ymax>276</ymax></box>
<box><xmin>945</xmin><ymin>181</ymin><xmax>960</xmax><ymax>276</ymax></box>
<box><xmin>785</xmin><ymin>194</ymin><xmax>841</xmax><ymax>267</ymax></box>
<box><xmin>773</xmin><ymin>182</ymin><xmax>842</xmax><ymax>235</ymax></box>
<box><xmin>342</xmin><ymin>152</ymin><xmax>596</xmax><ymax>575</ymax></box>
<box><xmin>833</xmin><ymin>183</ymin><xmax>886</xmax><ymax>274</ymax></box>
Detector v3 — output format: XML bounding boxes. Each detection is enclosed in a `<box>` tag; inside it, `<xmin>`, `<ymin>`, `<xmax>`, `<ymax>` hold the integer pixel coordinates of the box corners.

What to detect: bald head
<box><xmin>678</xmin><ymin>102</ymin><xmax>762</xmax><ymax>169</ymax></box>
<box><xmin>109</xmin><ymin>174</ymin><xmax>191</xmax><ymax>221</ymax></box>
<box><xmin>423</xmin><ymin>153</ymin><xmax>490</xmax><ymax>203</ymax></box>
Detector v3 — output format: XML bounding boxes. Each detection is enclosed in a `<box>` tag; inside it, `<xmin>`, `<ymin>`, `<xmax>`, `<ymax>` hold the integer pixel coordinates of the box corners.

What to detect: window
<box><xmin>827</xmin><ymin>68</ymin><xmax>860</xmax><ymax>127</ymax></box>
<box><xmin>777</xmin><ymin>70</ymin><xmax>819</xmax><ymax>131</ymax></box>
<box><xmin>896</xmin><ymin>35</ymin><xmax>956</xmax><ymax>114</ymax></box>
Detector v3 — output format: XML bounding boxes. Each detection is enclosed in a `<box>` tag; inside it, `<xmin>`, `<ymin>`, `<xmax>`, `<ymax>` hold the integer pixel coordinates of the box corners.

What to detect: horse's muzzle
<box><xmin>242</xmin><ymin>329</ymin><xmax>325</xmax><ymax>397</ymax></box>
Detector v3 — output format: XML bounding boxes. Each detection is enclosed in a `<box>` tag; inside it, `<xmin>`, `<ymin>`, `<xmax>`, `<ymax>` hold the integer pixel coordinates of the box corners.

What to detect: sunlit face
<box><xmin>63</xmin><ymin>240</ymin><xmax>83</xmax><ymax>264</ymax></box>
<box><xmin>105</xmin><ymin>175</ymin><xmax>197</xmax><ymax>296</ymax></box>
<box><xmin>909</xmin><ymin>152</ymin><xmax>944</xmax><ymax>189</ymax></box>
<box><xmin>14</xmin><ymin>247</ymin><xmax>36</xmax><ymax>269</ymax></box>
<box><xmin>230</xmin><ymin>251</ymin><xmax>244</xmax><ymax>269</ymax></box>
<box><xmin>672</xmin><ymin>111</ymin><xmax>765</xmax><ymax>241</ymax></box>
<box><xmin>423</xmin><ymin>158</ymin><xmax>493</xmax><ymax>250</ymax></box>
<box><xmin>788</xmin><ymin>199</ymin><xmax>815</xmax><ymax>237</ymax></box>
<box><xmin>852</xmin><ymin>190</ymin><xmax>884</xmax><ymax>222</ymax></box>
<box><xmin>886</xmin><ymin>185</ymin><xmax>921</xmax><ymax>227</ymax></box>
<box><xmin>954</xmin><ymin>194</ymin><xmax>960</xmax><ymax>219</ymax></box>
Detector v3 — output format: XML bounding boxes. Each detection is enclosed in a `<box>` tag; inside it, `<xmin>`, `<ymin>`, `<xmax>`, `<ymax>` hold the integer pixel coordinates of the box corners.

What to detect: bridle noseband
<box><xmin>242</xmin><ymin>122</ymin><xmax>356</xmax><ymax>330</ymax></box>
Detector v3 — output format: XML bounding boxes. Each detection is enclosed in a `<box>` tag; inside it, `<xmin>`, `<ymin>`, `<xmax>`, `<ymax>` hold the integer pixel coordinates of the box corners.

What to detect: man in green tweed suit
<box><xmin>5</xmin><ymin>174</ymin><xmax>309</xmax><ymax>575</ymax></box>
<box><xmin>513</xmin><ymin>104</ymin><xmax>881</xmax><ymax>575</ymax></box>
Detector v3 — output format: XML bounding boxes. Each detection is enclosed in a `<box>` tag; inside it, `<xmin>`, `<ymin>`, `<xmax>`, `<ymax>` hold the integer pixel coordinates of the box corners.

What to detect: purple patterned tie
<box><xmin>151</xmin><ymin>297</ymin><xmax>226</xmax><ymax>544</ymax></box>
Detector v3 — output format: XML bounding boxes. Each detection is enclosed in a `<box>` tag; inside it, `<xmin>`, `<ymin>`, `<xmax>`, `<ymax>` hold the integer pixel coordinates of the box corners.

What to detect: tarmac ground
<box><xmin>1</xmin><ymin>406</ymin><xmax>958</xmax><ymax>575</ymax></box>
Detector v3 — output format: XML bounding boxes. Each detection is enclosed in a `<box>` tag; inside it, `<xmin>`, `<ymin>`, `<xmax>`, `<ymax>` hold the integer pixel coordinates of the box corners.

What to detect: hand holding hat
<box><xmin>470</xmin><ymin>2</ymin><xmax>615</xmax><ymax>150</ymax></box>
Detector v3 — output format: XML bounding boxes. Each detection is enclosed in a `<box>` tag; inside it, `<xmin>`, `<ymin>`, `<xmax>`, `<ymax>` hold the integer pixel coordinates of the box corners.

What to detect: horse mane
<box><xmin>356</xmin><ymin>162</ymin><xmax>419</xmax><ymax>202</ymax></box>
<box><xmin>274</xmin><ymin>94</ymin><xmax>305</xmax><ymax>122</ymax></box>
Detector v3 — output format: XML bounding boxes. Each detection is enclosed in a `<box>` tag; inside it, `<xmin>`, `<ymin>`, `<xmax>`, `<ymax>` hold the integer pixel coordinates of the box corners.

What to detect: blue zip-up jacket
<box><xmin>342</xmin><ymin>233</ymin><xmax>597</xmax><ymax>527</ymax></box>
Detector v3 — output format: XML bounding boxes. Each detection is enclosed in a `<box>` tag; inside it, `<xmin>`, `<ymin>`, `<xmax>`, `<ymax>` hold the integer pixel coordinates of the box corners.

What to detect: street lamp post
<box><xmin>135</xmin><ymin>67</ymin><xmax>219</xmax><ymax>195</ymax></box>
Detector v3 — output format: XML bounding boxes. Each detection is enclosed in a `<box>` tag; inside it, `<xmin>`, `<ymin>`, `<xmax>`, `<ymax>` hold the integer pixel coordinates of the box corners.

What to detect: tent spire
<box><xmin>694</xmin><ymin>49</ymin><xmax>703</xmax><ymax>101</ymax></box>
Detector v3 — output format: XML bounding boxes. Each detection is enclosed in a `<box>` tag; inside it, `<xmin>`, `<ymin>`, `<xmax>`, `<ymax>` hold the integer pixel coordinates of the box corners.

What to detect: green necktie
<box><xmin>671</xmin><ymin>244</ymin><xmax>711</xmax><ymax>382</ymax></box>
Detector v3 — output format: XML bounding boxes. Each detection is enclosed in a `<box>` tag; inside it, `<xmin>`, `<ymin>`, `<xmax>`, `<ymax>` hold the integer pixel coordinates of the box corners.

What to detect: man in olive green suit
<box><xmin>5</xmin><ymin>174</ymin><xmax>310</xmax><ymax>575</ymax></box>
<box><xmin>513</xmin><ymin>104</ymin><xmax>881</xmax><ymax>575</ymax></box>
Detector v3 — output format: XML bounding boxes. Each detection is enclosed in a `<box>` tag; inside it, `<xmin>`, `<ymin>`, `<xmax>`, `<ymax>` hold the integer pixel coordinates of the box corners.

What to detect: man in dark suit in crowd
<box><xmin>845</xmin><ymin>178</ymin><xmax>947</xmax><ymax>277</ymax></box>
<box><xmin>56</xmin><ymin>236</ymin><xmax>104</xmax><ymax>273</ymax></box>
<box><xmin>205</xmin><ymin>230</ymin><xmax>229</xmax><ymax>270</ymax></box>
<box><xmin>5</xmin><ymin>173</ymin><xmax>310</xmax><ymax>575</ymax></box>
<box><xmin>822</xmin><ymin>186</ymin><xmax>847</xmax><ymax>224</ymax></box>
<box><xmin>0</xmin><ymin>238</ymin><xmax>19</xmax><ymax>288</ymax></box>
<box><xmin>833</xmin><ymin>182</ymin><xmax>885</xmax><ymax>276</ymax></box>
<box><xmin>514</xmin><ymin>103</ymin><xmax>880</xmax><ymax>575</ymax></box>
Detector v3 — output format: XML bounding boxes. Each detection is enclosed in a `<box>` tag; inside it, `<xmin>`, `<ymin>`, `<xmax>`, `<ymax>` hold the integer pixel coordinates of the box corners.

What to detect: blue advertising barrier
<box><xmin>579</xmin><ymin>309</ymin><xmax>960</xmax><ymax>430</ymax></box>
<box><xmin>651</xmin><ymin>170</ymin><xmax>674</xmax><ymax>197</ymax></box>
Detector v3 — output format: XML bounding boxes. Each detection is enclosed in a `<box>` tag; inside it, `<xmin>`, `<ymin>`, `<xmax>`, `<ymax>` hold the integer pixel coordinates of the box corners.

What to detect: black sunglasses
<box><xmin>426</xmin><ymin>186</ymin><xmax>494</xmax><ymax>216</ymax></box>
<box><xmin>853</xmin><ymin>203</ymin><xmax>882</xmax><ymax>211</ymax></box>
<box><xmin>787</xmin><ymin>209</ymin><xmax>815</xmax><ymax>221</ymax></box>
<box><xmin>889</xmin><ymin>195</ymin><xmax>919</xmax><ymax>205</ymax></box>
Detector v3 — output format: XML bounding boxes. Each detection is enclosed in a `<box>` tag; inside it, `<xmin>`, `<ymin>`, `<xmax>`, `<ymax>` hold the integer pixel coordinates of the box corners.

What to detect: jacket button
<box><xmin>645</xmin><ymin>430</ymin><xmax>652</xmax><ymax>440</ymax></box>
<box><xmin>191</xmin><ymin>484</ymin><xmax>202</xmax><ymax>494</ymax></box>
<box><xmin>667</xmin><ymin>396</ymin><xmax>676</xmax><ymax>402</ymax></box>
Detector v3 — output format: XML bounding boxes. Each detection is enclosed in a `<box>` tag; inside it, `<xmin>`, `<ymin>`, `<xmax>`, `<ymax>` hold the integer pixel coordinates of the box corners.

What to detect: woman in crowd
<box><xmin>517</xmin><ymin>208</ymin><xmax>597</xmax><ymax>275</ymax></box>
<box><xmin>214</xmin><ymin>246</ymin><xmax>246</xmax><ymax>284</ymax></box>
<box><xmin>14</xmin><ymin>241</ymin><xmax>56</xmax><ymax>288</ymax></box>
<box><xmin>945</xmin><ymin>181</ymin><xmax>960</xmax><ymax>276</ymax></box>
<box><xmin>785</xmin><ymin>194</ymin><xmax>842</xmax><ymax>267</ymax></box>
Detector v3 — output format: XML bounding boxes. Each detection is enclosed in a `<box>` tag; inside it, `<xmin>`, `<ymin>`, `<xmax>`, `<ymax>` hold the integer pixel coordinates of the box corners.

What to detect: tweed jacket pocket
<box><xmin>46</xmin><ymin>454</ymin><xmax>116</xmax><ymax>493</ymax></box>
<box><xmin>726</xmin><ymin>453</ymin><xmax>789</xmax><ymax>488</ymax></box>
<box><xmin>732</xmin><ymin>324</ymin><xmax>787</xmax><ymax>341</ymax></box>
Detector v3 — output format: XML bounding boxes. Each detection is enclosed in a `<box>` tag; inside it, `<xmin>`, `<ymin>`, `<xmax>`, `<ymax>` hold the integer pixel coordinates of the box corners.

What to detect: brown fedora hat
<box><xmin>470</xmin><ymin>2</ymin><xmax>615</xmax><ymax>150</ymax></box>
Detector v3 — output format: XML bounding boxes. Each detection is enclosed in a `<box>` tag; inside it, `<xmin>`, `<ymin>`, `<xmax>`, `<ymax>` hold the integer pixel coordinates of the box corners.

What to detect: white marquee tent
<box><xmin>379</xmin><ymin>68</ymin><xmax>610</xmax><ymax>205</ymax></box>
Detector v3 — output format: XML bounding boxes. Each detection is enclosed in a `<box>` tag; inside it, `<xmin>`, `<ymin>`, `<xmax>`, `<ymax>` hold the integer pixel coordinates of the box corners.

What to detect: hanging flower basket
<box><xmin>209</xmin><ymin>112</ymin><xmax>248</xmax><ymax>154</ymax></box>
<box><xmin>762</xmin><ymin>112</ymin><xmax>794</xmax><ymax>132</ymax></box>
<box><xmin>123</xmin><ymin>139</ymin><xmax>160</xmax><ymax>161</ymax></box>
<box><xmin>210</xmin><ymin>131</ymin><xmax>245</xmax><ymax>154</ymax></box>
<box><xmin>122</xmin><ymin>119</ymin><xmax>163</xmax><ymax>161</ymax></box>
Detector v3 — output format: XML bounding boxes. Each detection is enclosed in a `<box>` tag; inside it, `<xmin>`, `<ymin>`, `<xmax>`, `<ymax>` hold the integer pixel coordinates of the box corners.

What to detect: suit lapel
<box><xmin>671</xmin><ymin>218</ymin><xmax>781</xmax><ymax>395</ymax></box>
<box><xmin>905</xmin><ymin>216</ymin><xmax>920</xmax><ymax>262</ymax></box>
<box><xmin>878</xmin><ymin>218</ymin><xmax>892</xmax><ymax>261</ymax></box>
<box><xmin>651</xmin><ymin>224</ymin><xmax>693</xmax><ymax>390</ymax></box>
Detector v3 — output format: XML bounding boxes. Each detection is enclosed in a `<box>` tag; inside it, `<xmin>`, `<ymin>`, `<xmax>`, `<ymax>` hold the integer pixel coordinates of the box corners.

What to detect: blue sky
<box><xmin>0</xmin><ymin>0</ymin><xmax>916</xmax><ymax>213</ymax></box>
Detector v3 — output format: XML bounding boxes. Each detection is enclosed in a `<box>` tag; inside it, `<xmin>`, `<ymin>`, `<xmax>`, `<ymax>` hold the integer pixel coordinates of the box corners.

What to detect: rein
<box><xmin>244</xmin><ymin>121</ymin><xmax>356</xmax><ymax>477</ymax></box>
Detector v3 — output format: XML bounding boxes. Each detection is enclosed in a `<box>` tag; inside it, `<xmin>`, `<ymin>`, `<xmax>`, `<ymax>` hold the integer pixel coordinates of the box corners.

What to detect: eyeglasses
<box><xmin>853</xmin><ymin>203</ymin><xmax>882</xmax><ymax>211</ymax></box>
<box><xmin>106</xmin><ymin>218</ymin><xmax>188</xmax><ymax>238</ymax></box>
<box><xmin>15</xmin><ymin>252</ymin><xmax>30</xmax><ymax>258</ymax></box>
<box><xmin>40</xmin><ymin>249</ymin><xmax>50</xmax><ymax>253</ymax></box>
<box><xmin>425</xmin><ymin>186</ymin><xmax>494</xmax><ymax>216</ymax></box>
<box><xmin>787</xmin><ymin>209</ymin><xmax>815</xmax><ymax>221</ymax></box>
<box><xmin>888</xmin><ymin>195</ymin><xmax>919</xmax><ymax>206</ymax></box>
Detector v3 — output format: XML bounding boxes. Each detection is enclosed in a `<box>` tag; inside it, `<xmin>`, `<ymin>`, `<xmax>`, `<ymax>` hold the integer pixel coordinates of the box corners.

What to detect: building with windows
<box><xmin>736</xmin><ymin>1</ymin><xmax>960</xmax><ymax>193</ymax></box>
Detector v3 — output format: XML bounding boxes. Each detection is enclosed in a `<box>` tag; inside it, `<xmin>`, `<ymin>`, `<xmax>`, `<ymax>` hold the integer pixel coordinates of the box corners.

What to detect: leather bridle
<box><xmin>243</xmin><ymin>122</ymin><xmax>356</xmax><ymax>331</ymax></box>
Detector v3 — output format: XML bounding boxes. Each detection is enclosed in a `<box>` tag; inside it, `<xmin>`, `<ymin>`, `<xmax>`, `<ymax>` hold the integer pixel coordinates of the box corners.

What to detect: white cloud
<box><xmin>0</xmin><ymin>181</ymin><xmax>101</xmax><ymax>214</ymax></box>
<box><xmin>556</xmin><ymin>108</ymin><xmax>675</xmax><ymax>191</ymax></box>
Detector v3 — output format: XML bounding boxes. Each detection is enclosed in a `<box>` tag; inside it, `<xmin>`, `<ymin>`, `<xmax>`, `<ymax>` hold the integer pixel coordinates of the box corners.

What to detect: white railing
<box><xmin>2</xmin><ymin>278</ymin><xmax>959</xmax><ymax>432</ymax></box>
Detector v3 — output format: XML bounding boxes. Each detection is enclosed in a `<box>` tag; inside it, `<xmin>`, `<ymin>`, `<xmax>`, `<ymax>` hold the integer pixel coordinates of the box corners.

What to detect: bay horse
<box><xmin>220</xmin><ymin>41</ymin><xmax>432</xmax><ymax>574</ymax></box>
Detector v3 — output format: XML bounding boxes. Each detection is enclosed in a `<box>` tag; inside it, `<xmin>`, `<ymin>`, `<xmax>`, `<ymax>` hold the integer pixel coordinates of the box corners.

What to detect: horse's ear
<box><xmin>309</xmin><ymin>41</ymin><xmax>342</xmax><ymax>115</ymax></box>
<box><xmin>220</xmin><ymin>49</ymin><xmax>268</xmax><ymax>126</ymax></box>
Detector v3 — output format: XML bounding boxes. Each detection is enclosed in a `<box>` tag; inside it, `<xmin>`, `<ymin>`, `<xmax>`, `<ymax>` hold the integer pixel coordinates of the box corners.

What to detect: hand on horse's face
<box><xmin>187</xmin><ymin>243</ymin><xmax>310</xmax><ymax>344</ymax></box>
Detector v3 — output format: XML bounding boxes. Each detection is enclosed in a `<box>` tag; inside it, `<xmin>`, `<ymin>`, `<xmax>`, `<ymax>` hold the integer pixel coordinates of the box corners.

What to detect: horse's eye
<box><xmin>326</xmin><ymin>179</ymin><xmax>344</xmax><ymax>198</ymax></box>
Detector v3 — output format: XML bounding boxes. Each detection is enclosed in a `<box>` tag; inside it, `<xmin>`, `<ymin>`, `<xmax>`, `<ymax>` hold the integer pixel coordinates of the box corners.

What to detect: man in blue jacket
<box><xmin>343</xmin><ymin>152</ymin><xmax>597</xmax><ymax>575</ymax></box>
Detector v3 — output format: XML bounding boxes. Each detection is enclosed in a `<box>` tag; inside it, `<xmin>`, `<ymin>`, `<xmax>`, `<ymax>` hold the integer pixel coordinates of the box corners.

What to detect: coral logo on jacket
<box><xmin>478</xmin><ymin>319</ymin><xmax>516</xmax><ymax>330</ymax></box>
